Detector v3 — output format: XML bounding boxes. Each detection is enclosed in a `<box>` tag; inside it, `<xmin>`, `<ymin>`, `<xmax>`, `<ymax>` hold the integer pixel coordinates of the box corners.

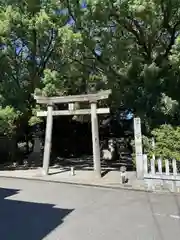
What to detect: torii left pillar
<box><xmin>43</xmin><ymin>104</ymin><xmax>53</xmax><ymax>175</ymax></box>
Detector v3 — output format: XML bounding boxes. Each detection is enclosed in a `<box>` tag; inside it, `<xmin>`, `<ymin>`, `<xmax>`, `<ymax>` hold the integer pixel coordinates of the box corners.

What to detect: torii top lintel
<box><xmin>34</xmin><ymin>89</ymin><xmax>111</xmax><ymax>105</ymax></box>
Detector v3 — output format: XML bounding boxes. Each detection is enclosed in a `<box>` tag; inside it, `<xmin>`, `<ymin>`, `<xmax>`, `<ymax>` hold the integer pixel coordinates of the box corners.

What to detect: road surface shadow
<box><xmin>0</xmin><ymin>187</ymin><xmax>73</xmax><ymax>240</ymax></box>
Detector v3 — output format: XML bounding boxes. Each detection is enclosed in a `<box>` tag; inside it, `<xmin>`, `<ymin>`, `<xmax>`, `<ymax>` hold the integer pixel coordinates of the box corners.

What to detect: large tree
<box><xmin>62</xmin><ymin>0</ymin><xmax>180</xmax><ymax>130</ymax></box>
<box><xmin>1</xmin><ymin>0</ymin><xmax>180</xmax><ymax>135</ymax></box>
<box><xmin>0</xmin><ymin>0</ymin><xmax>84</xmax><ymax>137</ymax></box>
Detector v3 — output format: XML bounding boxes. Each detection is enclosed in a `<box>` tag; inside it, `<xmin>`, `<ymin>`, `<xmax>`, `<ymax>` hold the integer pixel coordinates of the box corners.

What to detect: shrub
<box><xmin>152</xmin><ymin>124</ymin><xmax>180</xmax><ymax>160</ymax></box>
<box><xmin>131</xmin><ymin>124</ymin><xmax>180</xmax><ymax>161</ymax></box>
<box><xmin>28</xmin><ymin>106</ymin><xmax>43</xmax><ymax>127</ymax></box>
<box><xmin>0</xmin><ymin>106</ymin><xmax>21</xmax><ymax>137</ymax></box>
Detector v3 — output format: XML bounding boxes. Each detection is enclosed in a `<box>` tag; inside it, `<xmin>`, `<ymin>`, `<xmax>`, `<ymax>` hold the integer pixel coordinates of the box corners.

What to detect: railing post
<box><xmin>151</xmin><ymin>158</ymin><xmax>155</xmax><ymax>175</ymax></box>
<box><xmin>165</xmin><ymin>159</ymin><xmax>170</xmax><ymax>175</ymax></box>
<box><xmin>158</xmin><ymin>158</ymin><xmax>162</xmax><ymax>174</ymax></box>
<box><xmin>172</xmin><ymin>159</ymin><xmax>177</xmax><ymax>176</ymax></box>
<box><xmin>143</xmin><ymin>154</ymin><xmax>148</xmax><ymax>175</ymax></box>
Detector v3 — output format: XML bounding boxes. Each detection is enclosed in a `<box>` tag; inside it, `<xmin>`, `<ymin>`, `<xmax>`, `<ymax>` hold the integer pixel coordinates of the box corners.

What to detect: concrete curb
<box><xmin>0</xmin><ymin>175</ymin><xmax>151</xmax><ymax>193</ymax></box>
<box><xmin>1</xmin><ymin>175</ymin><xmax>177</xmax><ymax>195</ymax></box>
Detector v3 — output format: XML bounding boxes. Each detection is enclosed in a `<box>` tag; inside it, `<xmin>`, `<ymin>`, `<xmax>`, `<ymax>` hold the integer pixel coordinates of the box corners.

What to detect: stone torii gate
<box><xmin>34</xmin><ymin>90</ymin><xmax>111</xmax><ymax>177</ymax></box>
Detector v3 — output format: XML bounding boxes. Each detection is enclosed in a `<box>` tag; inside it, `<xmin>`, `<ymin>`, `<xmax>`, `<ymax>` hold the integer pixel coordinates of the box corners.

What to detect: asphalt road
<box><xmin>0</xmin><ymin>178</ymin><xmax>180</xmax><ymax>240</ymax></box>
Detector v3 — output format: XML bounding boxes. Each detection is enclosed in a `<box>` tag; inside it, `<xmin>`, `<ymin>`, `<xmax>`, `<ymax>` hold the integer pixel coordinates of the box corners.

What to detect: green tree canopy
<box><xmin>1</xmin><ymin>0</ymin><xmax>180</xmax><ymax>133</ymax></box>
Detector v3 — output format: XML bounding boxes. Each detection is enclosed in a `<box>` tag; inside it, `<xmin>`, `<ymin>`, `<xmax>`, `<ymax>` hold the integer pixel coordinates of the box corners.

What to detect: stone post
<box><xmin>134</xmin><ymin>117</ymin><xmax>143</xmax><ymax>179</ymax></box>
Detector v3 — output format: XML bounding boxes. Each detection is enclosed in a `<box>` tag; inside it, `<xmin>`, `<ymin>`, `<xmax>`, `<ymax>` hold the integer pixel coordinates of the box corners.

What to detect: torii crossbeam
<box><xmin>34</xmin><ymin>90</ymin><xmax>111</xmax><ymax>177</ymax></box>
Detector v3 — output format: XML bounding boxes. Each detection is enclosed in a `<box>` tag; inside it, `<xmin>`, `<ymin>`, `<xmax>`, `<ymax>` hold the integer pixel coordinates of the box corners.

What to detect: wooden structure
<box><xmin>34</xmin><ymin>90</ymin><xmax>111</xmax><ymax>177</ymax></box>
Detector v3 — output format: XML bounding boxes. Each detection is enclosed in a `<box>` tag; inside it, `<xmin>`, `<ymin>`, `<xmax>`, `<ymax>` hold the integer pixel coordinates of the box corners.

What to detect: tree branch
<box><xmin>110</xmin><ymin>11</ymin><xmax>151</xmax><ymax>62</ymax></box>
<box><xmin>39</xmin><ymin>29</ymin><xmax>54</xmax><ymax>69</ymax></box>
<box><xmin>70</xmin><ymin>57</ymin><xmax>104</xmax><ymax>74</ymax></box>
<box><xmin>155</xmin><ymin>20</ymin><xmax>180</xmax><ymax>65</ymax></box>
<box><xmin>38</xmin><ymin>29</ymin><xmax>56</xmax><ymax>75</ymax></box>
<box><xmin>165</xmin><ymin>21</ymin><xmax>180</xmax><ymax>57</ymax></box>
<box><xmin>90</xmin><ymin>48</ymin><xmax>124</xmax><ymax>79</ymax></box>
<box><xmin>66</xmin><ymin>0</ymin><xmax>76</xmax><ymax>24</ymax></box>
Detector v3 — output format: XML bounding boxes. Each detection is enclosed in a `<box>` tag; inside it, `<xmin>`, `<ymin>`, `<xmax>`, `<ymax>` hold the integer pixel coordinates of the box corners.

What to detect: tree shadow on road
<box><xmin>0</xmin><ymin>187</ymin><xmax>73</xmax><ymax>240</ymax></box>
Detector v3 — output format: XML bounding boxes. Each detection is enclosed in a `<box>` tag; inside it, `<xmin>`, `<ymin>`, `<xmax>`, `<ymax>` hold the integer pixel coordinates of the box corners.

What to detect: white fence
<box><xmin>143</xmin><ymin>154</ymin><xmax>180</xmax><ymax>181</ymax></box>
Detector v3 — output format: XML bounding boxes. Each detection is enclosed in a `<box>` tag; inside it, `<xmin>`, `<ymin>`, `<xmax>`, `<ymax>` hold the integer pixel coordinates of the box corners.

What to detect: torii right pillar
<box><xmin>91</xmin><ymin>101</ymin><xmax>101</xmax><ymax>178</ymax></box>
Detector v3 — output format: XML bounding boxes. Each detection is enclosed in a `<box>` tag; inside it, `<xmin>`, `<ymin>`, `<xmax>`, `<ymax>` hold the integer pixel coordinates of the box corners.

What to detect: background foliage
<box><xmin>1</xmin><ymin>0</ymin><xmax>180</xmax><ymax>161</ymax></box>
<box><xmin>152</xmin><ymin>125</ymin><xmax>180</xmax><ymax>160</ymax></box>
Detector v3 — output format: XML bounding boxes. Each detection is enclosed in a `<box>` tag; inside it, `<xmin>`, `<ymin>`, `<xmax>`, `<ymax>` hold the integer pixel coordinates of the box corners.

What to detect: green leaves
<box><xmin>131</xmin><ymin>124</ymin><xmax>180</xmax><ymax>160</ymax></box>
<box><xmin>170</xmin><ymin>36</ymin><xmax>180</xmax><ymax>66</ymax></box>
<box><xmin>1</xmin><ymin>0</ymin><xmax>180</xmax><ymax>136</ymax></box>
<box><xmin>36</xmin><ymin>69</ymin><xmax>64</xmax><ymax>96</ymax></box>
<box><xmin>152</xmin><ymin>125</ymin><xmax>180</xmax><ymax>160</ymax></box>
<box><xmin>0</xmin><ymin>106</ymin><xmax>21</xmax><ymax>137</ymax></box>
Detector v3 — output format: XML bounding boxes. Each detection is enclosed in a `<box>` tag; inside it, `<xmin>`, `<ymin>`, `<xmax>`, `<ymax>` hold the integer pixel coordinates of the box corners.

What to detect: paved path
<box><xmin>0</xmin><ymin>168</ymin><xmax>145</xmax><ymax>191</ymax></box>
<box><xmin>0</xmin><ymin>178</ymin><xmax>180</xmax><ymax>240</ymax></box>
